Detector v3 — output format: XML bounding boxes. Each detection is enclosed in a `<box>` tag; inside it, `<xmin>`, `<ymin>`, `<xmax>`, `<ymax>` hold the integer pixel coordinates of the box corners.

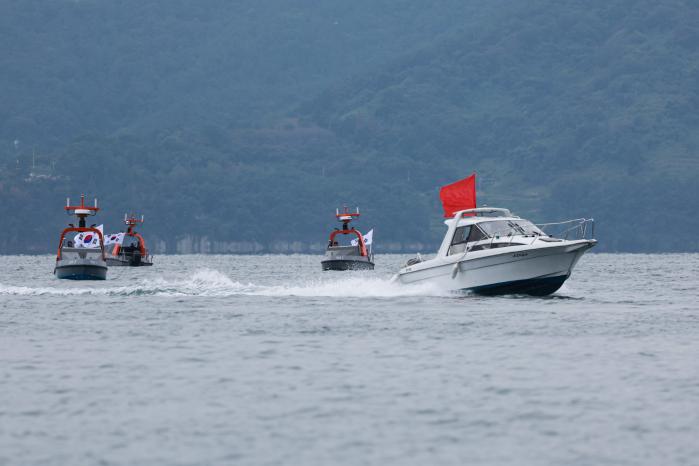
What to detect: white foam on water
<box><xmin>0</xmin><ymin>280</ymin><xmax>183</xmax><ymax>297</ymax></box>
<box><xmin>0</xmin><ymin>268</ymin><xmax>449</xmax><ymax>298</ymax></box>
<box><xmin>252</xmin><ymin>276</ymin><xmax>448</xmax><ymax>298</ymax></box>
<box><xmin>163</xmin><ymin>269</ymin><xmax>449</xmax><ymax>298</ymax></box>
<box><xmin>176</xmin><ymin>269</ymin><xmax>256</xmax><ymax>296</ymax></box>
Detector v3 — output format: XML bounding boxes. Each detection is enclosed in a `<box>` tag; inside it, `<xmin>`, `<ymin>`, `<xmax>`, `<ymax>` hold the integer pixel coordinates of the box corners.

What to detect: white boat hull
<box><xmin>397</xmin><ymin>240</ymin><xmax>595</xmax><ymax>296</ymax></box>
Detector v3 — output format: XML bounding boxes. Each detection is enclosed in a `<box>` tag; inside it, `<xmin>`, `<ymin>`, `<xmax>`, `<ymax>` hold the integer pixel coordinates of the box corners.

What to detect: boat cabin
<box><xmin>113</xmin><ymin>234</ymin><xmax>146</xmax><ymax>256</ymax></box>
<box><xmin>438</xmin><ymin>208</ymin><xmax>547</xmax><ymax>257</ymax></box>
<box><xmin>326</xmin><ymin>231</ymin><xmax>368</xmax><ymax>258</ymax></box>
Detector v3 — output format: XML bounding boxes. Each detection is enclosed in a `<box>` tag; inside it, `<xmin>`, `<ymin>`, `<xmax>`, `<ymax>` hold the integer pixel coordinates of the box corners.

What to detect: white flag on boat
<box><xmin>351</xmin><ymin>229</ymin><xmax>374</xmax><ymax>246</ymax></box>
<box><xmin>73</xmin><ymin>225</ymin><xmax>105</xmax><ymax>248</ymax></box>
<box><xmin>104</xmin><ymin>232</ymin><xmax>125</xmax><ymax>246</ymax></box>
<box><xmin>74</xmin><ymin>231</ymin><xmax>99</xmax><ymax>248</ymax></box>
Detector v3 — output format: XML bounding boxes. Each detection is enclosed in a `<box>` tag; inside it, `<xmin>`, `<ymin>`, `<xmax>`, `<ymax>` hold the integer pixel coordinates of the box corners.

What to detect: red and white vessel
<box><xmin>321</xmin><ymin>207</ymin><xmax>374</xmax><ymax>271</ymax></box>
<box><xmin>54</xmin><ymin>195</ymin><xmax>108</xmax><ymax>280</ymax></box>
<box><xmin>106</xmin><ymin>214</ymin><xmax>153</xmax><ymax>267</ymax></box>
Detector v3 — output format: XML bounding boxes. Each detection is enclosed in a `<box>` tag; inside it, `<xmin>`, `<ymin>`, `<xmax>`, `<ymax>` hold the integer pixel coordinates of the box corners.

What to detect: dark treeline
<box><xmin>1</xmin><ymin>0</ymin><xmax>697</xmax><ymax>253</ymax></box>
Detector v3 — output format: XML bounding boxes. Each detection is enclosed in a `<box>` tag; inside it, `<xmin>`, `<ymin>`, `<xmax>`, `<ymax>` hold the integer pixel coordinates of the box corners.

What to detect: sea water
<box><xmin>1</xmin><ymin>253</ymin><xmax>697</xmax><ymax>466</ymax></box>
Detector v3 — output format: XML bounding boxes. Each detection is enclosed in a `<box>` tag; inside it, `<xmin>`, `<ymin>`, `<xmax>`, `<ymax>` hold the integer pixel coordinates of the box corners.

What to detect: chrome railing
<box><xmin>536</xmin><ymin>218</ymin><xmax>595</xmax><ymax>240</ymax></box>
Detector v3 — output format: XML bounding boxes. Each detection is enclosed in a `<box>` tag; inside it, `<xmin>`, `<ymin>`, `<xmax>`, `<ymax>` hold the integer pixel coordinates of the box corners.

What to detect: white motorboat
<box><xmin>395</xmin><ymin>208</ymin><xmax>596</xmax><ymax>296</ymax></box>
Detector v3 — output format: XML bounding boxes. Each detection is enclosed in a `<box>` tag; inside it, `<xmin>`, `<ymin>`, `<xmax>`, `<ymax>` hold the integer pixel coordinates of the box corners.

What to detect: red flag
<box><xmin>439</xmin><ymin>173</ymin><xmax>476</xmax><ymax>218</ymax></box>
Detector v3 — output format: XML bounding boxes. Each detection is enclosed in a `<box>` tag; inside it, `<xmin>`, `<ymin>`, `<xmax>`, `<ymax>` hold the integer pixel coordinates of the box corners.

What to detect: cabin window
<box><xmin>467</xmin><ymin>225</ymin><xmax>487</xmax><ymax>242</ymax></box>
<box><xmin>123</xmin><ymin>235</ymin><xmax>140</xmax><ymax>249</ymax></box>
<box><xmin>448</xmin><ymin>226</ymin><xmax>471</xmax><ymax>255</ymax></box>
<box><xmin>451</xmin><ymin>226</ymin><xmax>471</xmax><ymax>245</ymax></box>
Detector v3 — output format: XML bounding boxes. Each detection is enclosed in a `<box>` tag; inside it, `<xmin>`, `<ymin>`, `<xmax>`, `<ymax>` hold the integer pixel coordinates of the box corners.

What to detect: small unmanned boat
<box><xmin>105</xmin><ymin>214</ymin><xmax>153</xmax><ymax>267</ymax></box>
<box><xmin>54</xmin><ymin>195</ymin><xmax>108</xmax><ymax>280</ymax></box>
<box><xmin>321</xmin><ymin>207</ymin><xmax>375</xmax><ymax>271</ymax></box>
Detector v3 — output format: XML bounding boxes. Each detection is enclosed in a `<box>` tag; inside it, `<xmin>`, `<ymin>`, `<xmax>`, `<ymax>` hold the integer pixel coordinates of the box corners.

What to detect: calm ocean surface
<box><xmin>1</xmin><ymin>253</ymin><xmax>697</xmax><ymax>466</ymax></box>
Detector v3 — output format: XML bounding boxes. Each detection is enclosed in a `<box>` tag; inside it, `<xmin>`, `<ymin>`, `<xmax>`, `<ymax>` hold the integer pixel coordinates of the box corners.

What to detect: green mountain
<box><xmin>1</xmin><ymin>0</ymin><xmax>697</xmax><ymax>253</ymax></box>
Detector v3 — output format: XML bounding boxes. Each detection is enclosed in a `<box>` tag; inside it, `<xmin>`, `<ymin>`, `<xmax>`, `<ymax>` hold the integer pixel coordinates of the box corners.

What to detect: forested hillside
<box><xmin>1</xmin><ymin>0</ymin><xmax>697</xmax><ymax>253</ymax></box>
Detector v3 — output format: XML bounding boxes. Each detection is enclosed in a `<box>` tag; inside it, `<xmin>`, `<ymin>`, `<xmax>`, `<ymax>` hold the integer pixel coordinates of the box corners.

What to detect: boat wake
<box><xmin>0</xmin><ymin>269</ymin><xmax>449</xmax><ymax>298</ymax></box>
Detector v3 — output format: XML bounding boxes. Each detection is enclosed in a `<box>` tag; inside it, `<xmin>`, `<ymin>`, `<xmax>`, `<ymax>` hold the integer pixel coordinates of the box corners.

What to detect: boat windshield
<box><xmin>478</xmin><ymin>220</ymin><xmax>544</xmax><ymax>238</ymax></box>
<box><xmin>512</xmin><ymin>220</ymin><xmax>545</xmax><ymax>235</ymax></box>
<box><xmin>122</xmin><ymin>235</ymin><xmax>141</xmax><ymax>250</ymax></box>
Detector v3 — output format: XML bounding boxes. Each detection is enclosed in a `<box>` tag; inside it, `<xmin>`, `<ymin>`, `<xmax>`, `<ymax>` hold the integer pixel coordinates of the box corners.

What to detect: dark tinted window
<box><xmin>467</xmin><ymin>226</ymin><xmax>487</xmax><ymax>242</ymax></box>
<box><xmin>451</xmin><ymin>226</ymin><xmax>471</xmax><ymax>245</ymax></box>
